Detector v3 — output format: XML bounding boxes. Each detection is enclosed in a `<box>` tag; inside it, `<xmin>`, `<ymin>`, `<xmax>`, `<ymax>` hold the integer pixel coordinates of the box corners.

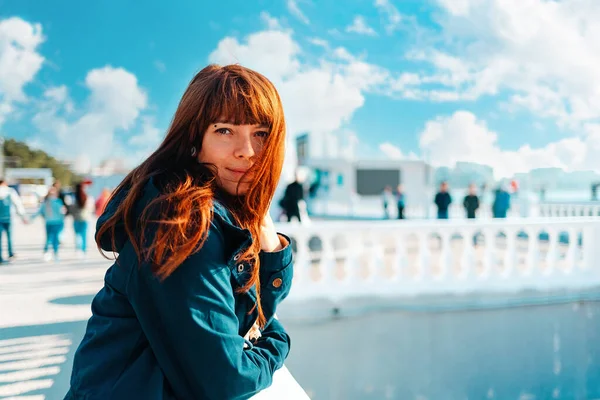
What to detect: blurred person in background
<box><xmin>463</xmin><ymin>183</ymin><xmax>480</xmax><ymax>219</ymax></box>
<box><xmin>65</xmin><ymin>64</ymin><xmax>296</xmax><ymax>399</ymax></box>
<box><xmin>95</xmin><ymin>187</ymin><xmax>111</xmax><ymax>217</ymax></box>
<box><xmin>382</xmin><ymin>185</ymin><xmax>394</xmax><ymax>219</ymax></box>
<box><xmin>69</xmin><ymin>182</ymin><xmax>95</xmax><ymax>259</ymax></box>
<box><xmin>434</xmin><ymin>181</ymin><xmax>452</xmax><ymax>219</ymax></box>
<box><xmin>0</xmin><ymin>179</ymin><xmax>28</xmax><ymax>262</ymax></box>
<box><xmin>493</xmin><ymin>184</ymin><xmax>511</xmax><ymax>219</ymax></box>
<box><xmin>279</xmin><ymin>171</ymin><xmax>305</xmax><ymax>222</ymax></box>
<box><xmin>31</xmin><ymin>186</ymin><xmax>66</xmax><ymax>262</ymax></box>
<box><xmin>52</xmin><ymin>180</ymin><xmax>70</xmax><ymax>244</ymax></box>
<box><xmin>396</xmin><ymin>184</ymin><xmax>406</xmax><ymax>220</ymax></box>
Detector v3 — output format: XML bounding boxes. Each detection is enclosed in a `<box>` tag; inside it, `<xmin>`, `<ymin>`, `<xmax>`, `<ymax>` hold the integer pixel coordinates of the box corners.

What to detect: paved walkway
<box><xmin>0</xmin><ymin>218</ymin><xmax>107</xmax><ymax>399</ymax></box>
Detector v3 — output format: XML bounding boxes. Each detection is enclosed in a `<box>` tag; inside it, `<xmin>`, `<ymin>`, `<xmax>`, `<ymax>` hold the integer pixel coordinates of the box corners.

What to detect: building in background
<box><xmin>295</xmin><ymin>134</ymin><xmax>433</xmax><ymax>218</ymax></box>
<box><xmin>4</xmin><ymin>168</ymin><xmax>54</xmax><ymax>209</ymax></box>
<box><xmin>91</xmin><ymin>158</ymin><xmax>130</xmax><ymax>176</ymax></box>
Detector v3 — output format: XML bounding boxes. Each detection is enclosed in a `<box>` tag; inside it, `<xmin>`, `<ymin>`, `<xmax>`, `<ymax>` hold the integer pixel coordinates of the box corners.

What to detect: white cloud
<box><xmin>32</xmin><ymin>66</ymin><xmax>154</xmax><ymax>168</ymax></box>
<box><xmin>407</xmin><ymin>0</ymin><xmax>600</xmax><ymax>128</ymax></box>
<box><xmin>332</xmin><ymin>47</ymin><xmax>354</xmax><ymax>62</ymax></box>
<box><xmin>85</xmin><ymin>66</ymin><xmax>147</xmax><ymax>130</ymax></box>
<box><xmin>379</xmin><ymin>142</ymin><xmax>404</xmax><ymax>159</ymax></box>
<box><xmin>436</xmin><ymin>0</ymin><xmax>475</xmax><ymax>16</ymax></box>
<box><xmin>308</xmin><ymin>37</ymin><xmax>328</xmax><ymax>48</ymax></box>
<box><xmin>374</xmin><ymin>0</ymin><xmax>404</xmax><ymax>34</ymax></box>
<box><xmin>209</xmin><ymin>31</ymin><xmax>300</xmax><ymax>79</ymax></box>
<box><xmin>128</xmin><ymin>116</ymin><xmax>162</xmax><ymax>147</ymax></box>
<box><xmin>287</xmin><ymin>0</ymin><xmax>310</xmax><ymax>24</ymax></box>
<box><xmin>417</xmin><ymin>110</ymin><xmax>599</xmax><ymax>178</ymax></box>
<box><xmin>0</xmin><ymin>17</ymin><xmax>45</xmax><ymax>127</ymax></box>
<box><xmin>42</xmin><ymin>85</ymin><xmax>74</xmax><ymax>113</ymax></box>
<box><xmin>260</xmin><ymin>12</ymin><xmax>282</xmax><ymax>30</ymax></box>
<box><xmin>127</xmin><ymin>116</ymin><xmax>164</xmax><ymax>165</ymax></box>
<box><xmin>346</xmin><ymin>16</ymin><xmax>377</xmax><ymax>36</ymax></box>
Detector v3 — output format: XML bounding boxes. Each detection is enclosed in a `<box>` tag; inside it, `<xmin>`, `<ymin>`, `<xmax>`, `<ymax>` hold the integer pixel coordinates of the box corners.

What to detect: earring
<box><xmin>190</xmin><ymin>146</ymin><xmax>197</xmax><ymax>157</ymax></box>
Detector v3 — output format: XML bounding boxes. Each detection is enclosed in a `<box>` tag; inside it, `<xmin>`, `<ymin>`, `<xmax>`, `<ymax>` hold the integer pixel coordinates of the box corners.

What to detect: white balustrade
<box><xmin>276</xmin><ymin>218</ymin><xmax>600</xmax><ymax>302</ymax></box>
<box><xmin>537</xmin><ymin>203</ymin><xmax>600</xmax><ymax>218</ymax></box>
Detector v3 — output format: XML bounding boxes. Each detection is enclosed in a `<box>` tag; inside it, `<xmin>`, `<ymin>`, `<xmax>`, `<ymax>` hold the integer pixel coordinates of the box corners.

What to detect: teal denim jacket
<box><xmin>65</xmin><ymin>177</ymin><xmax>293</xmax><ymax>399</ymax></box>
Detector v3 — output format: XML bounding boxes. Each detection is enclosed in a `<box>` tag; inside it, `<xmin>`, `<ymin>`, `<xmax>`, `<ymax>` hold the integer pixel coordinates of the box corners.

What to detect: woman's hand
<box><xmin>260</xmin><ymin>213</ymin><xmax>284</xmax><ymax>252</ymax></box>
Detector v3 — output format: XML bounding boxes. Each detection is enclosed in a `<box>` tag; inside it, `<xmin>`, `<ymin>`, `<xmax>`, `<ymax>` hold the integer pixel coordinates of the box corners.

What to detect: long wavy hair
<box><xmin>96</xmin><ymin>64</ymin><xmax>287</xmax><ymax>327</ymax></box>
<box><xmin>74</xmin><ymin>183</ymin><xmax>88</xmax><ymax>208</ymax></box>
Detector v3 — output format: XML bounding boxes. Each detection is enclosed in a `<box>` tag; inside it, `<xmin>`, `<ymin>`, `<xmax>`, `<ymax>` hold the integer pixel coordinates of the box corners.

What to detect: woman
<box><xmin>70</xmin><ymin>182</ymin><xmax>94</xmax><ymax>258</ymax></box>
<box><xmin>31</xmin><ymin>186</ymin><xmax>66</xmax><ymax>262</ymax></box>
<box><xmin>66</xmin><ymin>64</ymin><xmax>294</xmax><ymax>399</ymax></box>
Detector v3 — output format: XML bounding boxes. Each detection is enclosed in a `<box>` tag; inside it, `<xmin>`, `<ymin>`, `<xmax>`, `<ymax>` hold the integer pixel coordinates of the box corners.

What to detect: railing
<box><xmin>276</xmin><ymin>218</ymin><xmax>600</xmax><ymax>302</ymax></box>
<box><xmin>408</xmin><ymin>204</ymin><xmax>523</xmax><ymax>219</ymax></box>
<box><xmin>307</xmin><ymin>199</ymin><xmax>524</xmax><ymax>220</ymax></box>
<box><xmin>308</xmin><ymin>198</ymin><xmax>600</xmax><ymax>220</ymax></box>
<box><xmin>537</xmin><ymin>203</ymin><xmax>600</xmax><ymax>218</ymax></box>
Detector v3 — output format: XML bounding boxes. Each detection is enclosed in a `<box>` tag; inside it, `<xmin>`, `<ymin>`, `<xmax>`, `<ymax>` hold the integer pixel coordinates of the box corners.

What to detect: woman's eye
<box><xmin>216</xmin><ymin>128</ymin><xmax>231</xmax><ymax>135</ymax></box>
<box><xmin>255</xmin><ymin>131</ymin><xmax>269</xmax><ymax>138</ymax></box>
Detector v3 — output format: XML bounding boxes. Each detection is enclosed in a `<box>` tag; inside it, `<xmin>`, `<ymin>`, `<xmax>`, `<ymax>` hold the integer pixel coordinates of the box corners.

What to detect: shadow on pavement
<box><xmin>0</xmin><ymin>318</ymin><xmax>88</xmax><ymax>398</ymax></box>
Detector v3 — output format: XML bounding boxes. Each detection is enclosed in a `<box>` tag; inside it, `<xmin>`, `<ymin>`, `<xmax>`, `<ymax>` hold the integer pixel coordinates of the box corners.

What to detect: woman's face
<box><xmin>198</xmin><ymin>121</ymin><xmax>269</xmax><ymax>195</ymax></box>
<box><xmin>48</xmin><ymin>188</ymin><xmax>57</xmax><ymax>198</ymax></box>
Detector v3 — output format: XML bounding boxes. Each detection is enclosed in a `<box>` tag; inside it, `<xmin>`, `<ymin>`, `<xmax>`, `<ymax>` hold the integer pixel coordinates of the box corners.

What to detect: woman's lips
<box><xmin>226</xmin><ymin>168</ymin><xmax>250</xmax><ymax>179</ymax></box>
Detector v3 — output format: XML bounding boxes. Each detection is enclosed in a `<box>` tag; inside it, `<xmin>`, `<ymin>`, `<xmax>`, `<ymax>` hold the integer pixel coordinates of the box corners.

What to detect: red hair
<box><xmin>96</xmin><ymin>64</ymin><xmax>287</xmax><ymax>327</ymax></box>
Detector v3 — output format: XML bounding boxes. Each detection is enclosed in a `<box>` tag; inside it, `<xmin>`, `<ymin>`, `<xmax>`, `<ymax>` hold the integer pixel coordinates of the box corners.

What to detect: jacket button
<box><xmin>237</xmin><ymin>264</ymin><xmax>244</xmax><ymax>273</ymax></box>
<box><xmin>272</xmin><ymin>278</ymin><xmax>283</xmax><ymax>288</ymax></box>
<box><xmin>234</xmin><ymin>254</ymin><xmax>240</xmax><ymax>261</ymax></box>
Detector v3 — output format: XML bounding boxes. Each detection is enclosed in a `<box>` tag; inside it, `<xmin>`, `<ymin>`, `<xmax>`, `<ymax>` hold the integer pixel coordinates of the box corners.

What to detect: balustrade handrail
<box><xmin>276</xmin><ymin>217</ymin><xmax>600</xmax><ymax>232</ymax></box>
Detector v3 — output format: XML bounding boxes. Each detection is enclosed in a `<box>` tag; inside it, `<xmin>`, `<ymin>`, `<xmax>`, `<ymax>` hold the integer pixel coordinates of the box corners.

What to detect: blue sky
<box><xmin>0</xmin><ymin>0</ymin><xmax>599</xmax><ymax>178</ymax></box>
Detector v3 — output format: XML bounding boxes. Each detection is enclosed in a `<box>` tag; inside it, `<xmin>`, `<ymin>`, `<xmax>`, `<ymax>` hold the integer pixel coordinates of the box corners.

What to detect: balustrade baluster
<box><xmin>526</xmin><ymin>227</ymin><xmax>539</xmax><ymax>276</ymax></box>
<box><xmin>438</xmin><ymin>232</ymin><xmax>451</xmax><ymax>280</ymax></box>
<box><xmin>459</xmin><ymin>228</ymin><xmax>474</xmax><ymax>280</ymax></box>
<box><xmin>545</xmin><ymin>229</ymin><xmax>557</xmax><ymax>276</ymax></box>
<box><xmin>480</xmin><ymin>228</ymin><xmax>493</xmax><ymax>279</ymax></box>
<box><xmin>416</xmin><ymin>231</ymin><xmax>429</xmax><ymax>281</ymax></box>
<box><xmin>504</xmin><ymin>228</ymin><xmax>516</xmax><ymax>278</ymax></box>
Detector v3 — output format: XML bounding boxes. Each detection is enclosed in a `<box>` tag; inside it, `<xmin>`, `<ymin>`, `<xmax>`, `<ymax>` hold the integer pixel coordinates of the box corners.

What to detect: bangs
<box><xmin>205</xmin><ymin>70</ymin><xmax>277</xmax><ymax>128</ymax></box>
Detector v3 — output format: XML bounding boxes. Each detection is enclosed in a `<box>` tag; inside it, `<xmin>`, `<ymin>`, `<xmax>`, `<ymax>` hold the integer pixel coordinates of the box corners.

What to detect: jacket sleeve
<box><xmin>127</xmin><ymin>225</ymin><xmax>291</xmax><ymax>400</ymax></box>
<box><xmin>9</xmin><ymin>189</ymin><xmax>25</xmax><ymax>217</ymax></box>
<box><xmin>259</xmin><ymin>233</ymin><xmax>294</xmax><ymax>324</ymax></box>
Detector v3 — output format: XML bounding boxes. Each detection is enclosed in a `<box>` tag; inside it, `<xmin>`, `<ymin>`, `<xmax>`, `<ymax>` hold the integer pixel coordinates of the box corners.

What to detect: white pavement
<box><xmin>1</xmin><ymin>218</ymin><xmax>107</xmax><ymax>329</ymax></box>
<box><xmin>0</xmin><ymin>218</ymin><xmax>108</xmax><ymax>399</ymax></box>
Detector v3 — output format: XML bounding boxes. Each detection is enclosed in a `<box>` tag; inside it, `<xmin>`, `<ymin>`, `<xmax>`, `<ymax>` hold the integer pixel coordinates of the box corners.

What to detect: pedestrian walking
<box><xmin>31</xmin><ymin>186</ymin><xmax>66</xmax><ymax>262</ymax></box>
<box><xmin>0</xmin><ymin>180</ymin><xmax>28</xmax><ymax>262</ymax></box>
